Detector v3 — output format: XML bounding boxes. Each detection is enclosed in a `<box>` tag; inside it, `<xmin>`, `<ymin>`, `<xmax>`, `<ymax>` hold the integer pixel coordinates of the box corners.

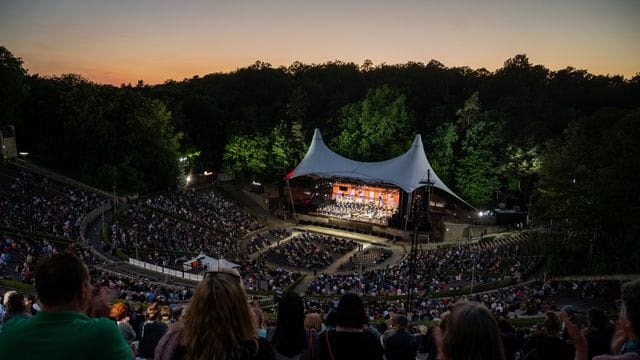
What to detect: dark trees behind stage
<box><xmin>1</xmin><ymin>46</ymin><xmax>639</xmax><ymax>273</ymax></box>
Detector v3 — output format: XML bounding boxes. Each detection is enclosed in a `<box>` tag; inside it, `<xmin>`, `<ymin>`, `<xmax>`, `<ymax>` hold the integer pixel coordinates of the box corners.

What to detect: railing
<box><xmin>128</xmin><ymin>258</ymin><xmax>203</xmax><ymax>282</ymax></box>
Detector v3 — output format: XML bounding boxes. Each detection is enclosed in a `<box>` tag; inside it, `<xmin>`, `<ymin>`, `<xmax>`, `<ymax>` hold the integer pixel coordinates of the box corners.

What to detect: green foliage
<box><xmin>223</xmin><ymin>133</ymin><xmax>269</xmax><ymax>179</ymax></box>
<box><xmin>429</xmin><ymin>122</ymin><xmax>458</xmax><ymax>186</ymax></box>
<box><xmin>537</xmin><ymin>108</ymin><xmax>640</xmax><ymax>274</ymax></box>
<box><xmin>0</xmin><ymin>46</ymin><xmax>29</xmax><ymax>127</ymax></box>
<box><xmin>270</xmin><ymin>120</ymin><xmax>297</xmax><ymax>168</ymax></box>
<box><xmin>17</xmin><ymin>74</ymin><xmax>182</xmax><ymax>193</ymax></box>
<box><xmin>500</xmin><ymin>144</ymin><xmax>541</xmax><ymax>192</ymax></box>
<box><xmin>456</xmin><ymin>91</ymin><xmax>481</xmax><ymax>130</ymax></box>
<box><xmin>454</xmin><ymin>93</ymin><xmax>504</xmax><ymax>207</ymax></box>
<box><xmin>4</xmin><ymin>43</ymin><xmax>640</xmax><ymax>244</ymax></box>
<box><xmin>331</xmin><ymin>85</ymin><xmax>414</xmax><ymax>161</ymax></box>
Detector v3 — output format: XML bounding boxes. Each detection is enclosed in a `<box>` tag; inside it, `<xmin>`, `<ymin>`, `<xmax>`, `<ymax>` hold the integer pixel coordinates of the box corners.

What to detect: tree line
<box><xmin>1</xmin><ymin>45</ymin><xmax>639</xmax><ymax>274</ymax></box>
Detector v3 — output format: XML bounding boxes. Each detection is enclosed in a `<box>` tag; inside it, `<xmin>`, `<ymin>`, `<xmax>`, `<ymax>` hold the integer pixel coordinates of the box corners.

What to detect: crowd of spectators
<box><xmin>246</xmin><ymin>228</ymin><xmax>291</xmax><ymax>254</ymax></box>
<box><xmin>4</xmin><ymin>168</ymin><xmax>638</xmax><ymax>360</ymax></box>
<box><xmin>239</xmin><ymin>259</ymin><xmax>302</xmax><ymax>293</ymax></box>
<box><xmin>144</xmin><ymin>190</ymin><xmax>263</xmax><ymax>238</ymax></box>
<box><xmin>338</xmin><ymin>246</ymin><xmax>393</xmax><ymax>272</ymax></box>
<box><xmin>0</xmin><ymin>170</ymin><xmax>107</xmax><ymax>240</ymax></box>
<box><xmin>301</xmin><ymin>279</ymin><xmax>619</xmax><ymax>325</ymax></box>
<box><xmin>90</xmin><ymin>267</ymin><xmax>193</xmax><ymax>304</ymax></box>
<box><xmin>109</xmin><ymin>206</ymin><xmax>240</xmax><ymax>260</ymax></box>
<box><xmin>266</xmin><ymin>232</ymin><xmax>357</xmax><ymax>270</ymax></box>
<box><xmin>307</xmin><ymin>234</ymin><xmax>541</xmax><ymax>296</ymax></box>
<box><xmin>0</xmin><ymin>232</ymin><xmax>103</xmax><ymax>283</ymax></box>
<box><xmin>1</xmin><ymin>250</ymin><xmax>635</xmax><ymax>360</ymax></box>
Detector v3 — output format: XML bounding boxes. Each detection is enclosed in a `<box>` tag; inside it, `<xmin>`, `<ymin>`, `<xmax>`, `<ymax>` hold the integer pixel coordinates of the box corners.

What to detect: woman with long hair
<box><xmin>267</xmin><ymin>291</ymin><xmax>316</xmax><ymax>360</ymax></box>
<box><xmin>138</xmin><ymin>302</ymin><xmax>168</xmax><ymax>359</ymax></box>
<box><xmin>435</xmin><ymin>301</ymin><xmax>506</xmax><ymax>360</ymax></box>
<box><xmin>155</xmin><ymin>268</ymin><xmax>274</xmax><ymax>360</ymax></box>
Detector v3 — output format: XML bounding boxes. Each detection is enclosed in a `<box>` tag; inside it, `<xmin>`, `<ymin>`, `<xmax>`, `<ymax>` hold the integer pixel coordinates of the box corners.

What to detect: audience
<box><xmin>110</xmin><ymin>302</ymin><xmax>137</xmax><ymax>347</ymax></box>
<box><xmin>521</xmin><ymin>311</ymin><xmax>572</xmax><ymax>360</ymax></box>
<box><xmin>2</xmin><ymin>168</ymin><xmax>638</xmax><ymax>360</ymax></box>
<box><xmin>267</xmin><ymin>292</ymin><xmax>317</xmax><ymax>360</ymax></box>
<box><xmin>585</xmin><ymin>308</ymin><xmax>614</xmax><ymax>359</ymax></box>
<box><xmin>145</xmin><ymin>190</ymin><xmax>263</xmax><ymax>237</ymax></box>
<box><xmin>137</xmin><ymin>302</ymin><xmax>168</xmax><ymax>360</ymax></box>
<box><xmin>317</xmin><ymin>293</ymin><xmax>384</xmax><ymax>360</ymax></box>
<box><xmin>154</xmin><ymin>268</ymin><xmax>274</xmax><ymax>360</ymax></box>
<box><xmin>266</xmin><ymin>233</ymin><xmax>356</xmax><ymax>270</ymax></box>
<box><xmin>384</xmin><ymin>315</ymin><xmax>418</xmax><ymax>360</ymax></box>
<box><xmin>2</xmin><ymin>291</ymin><xmax>30</xmax><ymax>323</ymax></box>
<box><xmin>0</xmin><ymin>170</ymin><xmax>107</xmax><ymax>240</ymax></box>
<box><xmin>594</xmin><ymin>278</ymin><xmax>640</xmax><ymax>360</ymax></box>
<box><xmin>0</xmin><ymin>253</ymin><xmax>132</xmax><ymax>359</ymax></box>
<box><xmin>307</xmin><ymin>233</ymin><xmax>541</xmax><ymax>297</ymax></box>
<box><xmin>437</xmin><ymin>301</ymin><xmax>506</xmax><ymax>360</ymax></box>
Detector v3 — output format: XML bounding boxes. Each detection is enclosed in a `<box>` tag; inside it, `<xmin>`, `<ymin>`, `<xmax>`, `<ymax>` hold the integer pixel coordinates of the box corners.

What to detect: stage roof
<box><xmin>288</xmin><ymin>129</ymin><xmax>474</xmax><ymax>209</ymax></box>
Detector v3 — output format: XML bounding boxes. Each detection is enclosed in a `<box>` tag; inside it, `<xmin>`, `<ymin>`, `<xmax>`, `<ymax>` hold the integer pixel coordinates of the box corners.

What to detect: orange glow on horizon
<box><xmin>2</xmin><ymin>0</ymin><xmax>638</xmax><ymax>85</ymax></box>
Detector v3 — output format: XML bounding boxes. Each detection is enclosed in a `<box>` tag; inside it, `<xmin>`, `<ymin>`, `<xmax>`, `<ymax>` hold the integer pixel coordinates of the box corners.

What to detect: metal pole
<box><xmin>470</xmin><ymin>247</ymin><xmax>476</xmax><ymax>295</ymax></box>
<box><xmin>286</xmin><ymin>177</ymin><xmax>296</xmax><ymax>219</ymax></box>
<box><xmin>403</xmin><ymin>192</ymin><xmax>412</xmax><ymax>232</ymax></box>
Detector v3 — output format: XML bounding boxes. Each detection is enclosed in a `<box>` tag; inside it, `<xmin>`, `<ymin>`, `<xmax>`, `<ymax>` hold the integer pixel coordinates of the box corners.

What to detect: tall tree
<box><xmin>456</xmin><ymin>119</ymin><xmax>503</xmax><ymax>207</ymax></box>
<box><xmin>0</xmin><ymin>46</ymin><xmax>29</xmax><ymax>127</ymax></box>
<box><xmin>223</xmin><ymin>133</ymin><xmax>269</xmax><ymax>180</ymax></box>
<box><xmin>331</xmin><ymin>85</ymin><xmax>414</xmax><ymax>161</ymax></box>
<box><xmin>455</xmin><ymin>91</ymin><xmax>481</xmax><ymax>130</ymax></box>
<box><xmin>454</xmin><ymin>93</ymin><xmax>504</xmax><ymax>207</ymax></box>
<box><xmin>428</xmin><ymin>122</ymin><xmax>458</xmax><ymax>186</ymax></box>
<box><xmin>500</xmin><ymin>144</ymin><xmax>540</xmax><ymax>193</ymax></box>
<box><xmin>536</xmin><ymin>108</ymin><xmax>640</xmax><ymax>274</ymax></box>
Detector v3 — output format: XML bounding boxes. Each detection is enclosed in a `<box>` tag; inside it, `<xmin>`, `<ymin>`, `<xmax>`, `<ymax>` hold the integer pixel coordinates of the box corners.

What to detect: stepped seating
<box><xmin>338</xmin><ymin>247</ymin><xmax>393</xmax><ymax>271</ymax></box>
<box><xmin>245</xmin><ymin>228</ymin><xmax>290</xmax><ymax>253</ymax></box>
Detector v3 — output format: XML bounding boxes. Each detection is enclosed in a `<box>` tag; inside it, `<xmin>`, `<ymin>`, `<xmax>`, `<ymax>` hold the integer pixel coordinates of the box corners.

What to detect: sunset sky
<box><xmin>2</xmin><ymin>0</ymin><xmax>639</xmax><ymax>85</ymax></box>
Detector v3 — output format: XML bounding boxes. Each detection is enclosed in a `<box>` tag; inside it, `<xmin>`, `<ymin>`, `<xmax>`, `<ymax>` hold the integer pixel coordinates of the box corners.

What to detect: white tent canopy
<box><xmin>289</xmin><ymin>128</ymin><xmax>473</xmax><ymax>208</ymax></box>
<box><xmin>183</xmin><ymin>253</ymin><xmax>240</xmax><ymax>271</ymax></box>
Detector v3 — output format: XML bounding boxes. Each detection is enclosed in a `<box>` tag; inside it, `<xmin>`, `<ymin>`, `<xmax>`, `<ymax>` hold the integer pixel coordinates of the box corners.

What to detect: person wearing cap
<box><xmin>384</xmin><ymin>315</ymin><xmax>417</xmax><ymax>360</ymax></box>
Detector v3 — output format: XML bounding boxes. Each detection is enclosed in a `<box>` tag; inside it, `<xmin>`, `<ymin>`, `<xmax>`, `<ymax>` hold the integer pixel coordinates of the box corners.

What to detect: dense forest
<box><xmin>1</xmin><ymin>45</ymin><xmax>639</xmax><ymax>274</ymax></box>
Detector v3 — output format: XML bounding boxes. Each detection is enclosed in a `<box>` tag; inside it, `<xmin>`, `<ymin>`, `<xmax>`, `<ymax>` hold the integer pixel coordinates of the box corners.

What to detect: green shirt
<box><xmin>0</xmin><ymin>311</ymin><xmax>132</xmax><ymax>360</ymax></box>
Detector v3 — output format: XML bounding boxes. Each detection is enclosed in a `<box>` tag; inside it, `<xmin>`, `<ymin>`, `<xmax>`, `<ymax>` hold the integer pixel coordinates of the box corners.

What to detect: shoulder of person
<box><xmin>266</xmin><ymin>326</ymin><xmax>277</xmax><ymax>341</ymax></box>
<box><xmin>594</xmin><ymin>354</ymin><xmax>640</xmax><ymax>360</ymax></box>
<box><xmin>0</xmin><ymin>313</ymin><xmax>31</xmax><ymax>329</ymax></box>
<box><xmin>255</xmin><ymin>337</ymin><xmax>276</xmax><ymax>360</ymax></box>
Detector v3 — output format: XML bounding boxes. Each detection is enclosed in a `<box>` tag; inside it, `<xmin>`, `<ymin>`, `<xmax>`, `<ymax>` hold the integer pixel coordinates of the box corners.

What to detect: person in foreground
<box><xmin>154</xmin><ymin>268</ymin><xmax>275</xmax><ymax>360</ymax></box>
<box><xmin>0</xmin><ymin>253</ymin><xmax>133</xmax><ymax>360</ymax></box>
<box><xmin>435</xmin><ymin>301</ymin><xmax>506</xmax><ymax>360</ymax></box>
<box><xmin>594</xmin><ymin>278</ymin><xmax>640</xmax><ymax>360</ymax></box>
<box><xmin>317</xmin><ymin>293</ymin><xmax>383</xmax><ymax>360</ymax></box>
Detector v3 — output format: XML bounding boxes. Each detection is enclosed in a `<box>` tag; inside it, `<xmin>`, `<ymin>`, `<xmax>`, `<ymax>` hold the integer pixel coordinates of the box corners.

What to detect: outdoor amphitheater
<box><xmin>1</xmin><ymin>144</ymin><xmax>630</xmax><ymax>320</ymax></box>
<box><xmin>1</xmin><ymin>153</ymin><xmax>636</xmax><ymax>359</ymax></box>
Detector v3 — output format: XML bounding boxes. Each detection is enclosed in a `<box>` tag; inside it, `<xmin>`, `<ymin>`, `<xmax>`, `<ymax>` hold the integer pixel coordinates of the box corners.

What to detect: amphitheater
<box><xmin>0</xmin><ymin>160</ymin><xmax>633</xmax><ymax>322</ymax></box>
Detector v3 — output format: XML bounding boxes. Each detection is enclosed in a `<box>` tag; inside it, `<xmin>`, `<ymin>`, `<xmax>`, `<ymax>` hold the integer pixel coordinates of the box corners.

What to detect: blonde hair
<box><xmin>304</xmin><ymin>313</ymin><xmax>322</xmax><ymax>331</ymax></box>
<box><xmin>179</xmin><ymin>268</ymin><xmax>257</xmax><ymax>360</ymax></box>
